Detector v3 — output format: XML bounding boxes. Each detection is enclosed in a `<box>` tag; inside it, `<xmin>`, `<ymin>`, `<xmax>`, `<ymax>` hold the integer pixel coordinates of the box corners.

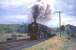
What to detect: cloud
<box><xmin>0</xmin><ymin>15</ymin><xmax>32</xmax><ymax>24</ymax></box>
<box><xmin>0</xmin><ymin>0</ymin><xmax>35</xmax><ymax>16</ymax></box>
<box><xmin>0</xmin><ymin>0</ymin><xmax>54</xmax><ymax>24</ymax></box>
<box><xmin>44</xmin><ymin>14</ymin><xmax>76</xmax><ymax>27</ymax></box>
<box><xmin>0</xmin><ymin>0</ymin><xmax>36</xmax><ymax>7</ymax></box>
<box><xmin>0</xmin><ymin>0</ymin><xmax>76</xmax><ymax>27</ymax></box>
<box><xmin>54</xmin><ymin>0</ymin><xmax>76</xmax><ymax>16</ymax></box>
<box><xmin>0</xmin><ymin>0</ymin><xmax>35</xmax><ymax>24</ymax></box>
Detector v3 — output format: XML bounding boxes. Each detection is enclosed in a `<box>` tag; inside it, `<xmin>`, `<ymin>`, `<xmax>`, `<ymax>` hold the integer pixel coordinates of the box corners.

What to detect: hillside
<box><xmin>0</xmin><ymin>23</ymin><xmax>53</xmax><ymax>34</ymax></box>
<box><xmin>65</xmin><ymin>24</ymin><xmax>76</xmax><ymax>33</ymax></box>
<box><xmin>0</xmin><ymin>24</ymin><xmax>28</xmax><ymax>33</ymax></box>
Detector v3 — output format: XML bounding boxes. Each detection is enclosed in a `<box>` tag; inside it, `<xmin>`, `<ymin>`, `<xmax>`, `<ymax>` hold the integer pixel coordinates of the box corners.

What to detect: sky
<box><xmin>0</xmin><ymin>0</ymin><xmax>76</xmax><ymax>27</ymax></box>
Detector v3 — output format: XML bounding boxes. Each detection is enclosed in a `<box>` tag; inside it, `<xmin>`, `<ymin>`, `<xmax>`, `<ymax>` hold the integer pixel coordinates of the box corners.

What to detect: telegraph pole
<box><xmin>56</xmin><ymin>11</ymin><xmax>62</xmax><ymax>37</ymax></box>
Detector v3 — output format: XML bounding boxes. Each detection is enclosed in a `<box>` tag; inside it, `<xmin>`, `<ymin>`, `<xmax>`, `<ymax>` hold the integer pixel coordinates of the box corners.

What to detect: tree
<box><xmin>60</xmin><ymin>25</ymin><xmax>65</xmax><ymax>32</ymax></box>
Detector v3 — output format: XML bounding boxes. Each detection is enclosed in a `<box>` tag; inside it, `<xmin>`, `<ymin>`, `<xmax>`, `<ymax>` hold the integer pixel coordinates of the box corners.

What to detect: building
<box><xmin>0</xmin><ymin>33</ymin><xmax>30</xmax><ymax>42</ymax></box>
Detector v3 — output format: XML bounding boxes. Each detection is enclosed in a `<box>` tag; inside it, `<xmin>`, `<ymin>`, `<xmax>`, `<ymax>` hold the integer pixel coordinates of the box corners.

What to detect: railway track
<box><xmin>0</xmin><ymin>39</ymin><xmax>46</xmax><ymax>50</ymax></box>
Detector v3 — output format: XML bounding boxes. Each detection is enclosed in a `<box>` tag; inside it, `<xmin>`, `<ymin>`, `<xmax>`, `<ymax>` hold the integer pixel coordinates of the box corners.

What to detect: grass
<box><xmin>22</xmin><ymin>34</ymin><xmax>72</xmax><ymax>50</ymax></box>
<box><xmin>22</xmin><ymin>36</ymin><xmax>64</xmax><ymax>50</ymax></box>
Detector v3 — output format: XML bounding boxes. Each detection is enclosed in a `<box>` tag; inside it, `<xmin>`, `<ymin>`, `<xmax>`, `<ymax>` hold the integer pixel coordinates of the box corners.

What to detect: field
<box><xmin>22</xmin><ymin>34</ymin><xmax>76</xmax><ymax>50</ymax></box>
